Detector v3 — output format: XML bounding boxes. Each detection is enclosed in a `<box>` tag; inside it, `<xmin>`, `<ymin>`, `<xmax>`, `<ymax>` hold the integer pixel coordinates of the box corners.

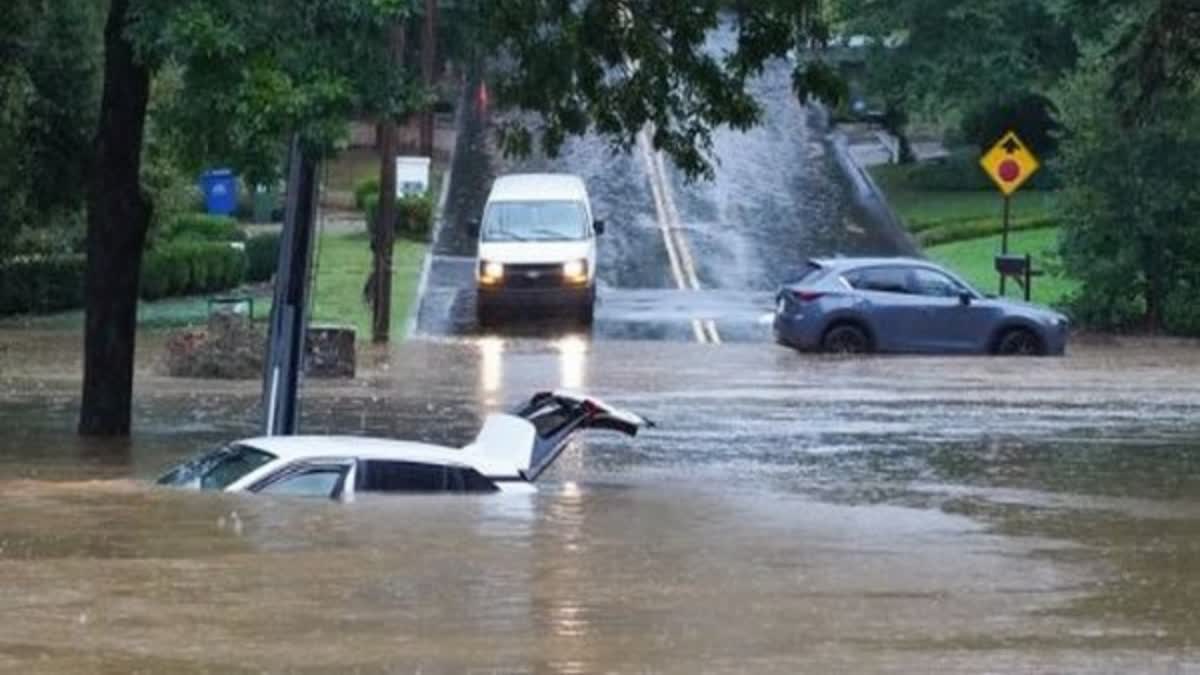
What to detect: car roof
<box><xmin>236</xmin><ymin>435</ymin><xmax>468</xmax><ymax>465</ymax></box>
<box><xmin>810</xmin><ymin>256</ymin><xmax>938</xmax><ymax>272</ymax></box>
<box><xmin>488</xmin><ymin>173</ymin><xmax>588</xmax><ymax>203</ymax></box>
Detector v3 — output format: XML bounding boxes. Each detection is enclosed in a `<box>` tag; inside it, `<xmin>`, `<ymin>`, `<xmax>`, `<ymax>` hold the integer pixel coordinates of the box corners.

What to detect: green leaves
<box><xmin>477</xmin><ymin>0</ymin><xmax>828</xmax><ymax>180</ymax></box>
<box><xmin>132</xmin><ymin>0</ymin><xmax>422</xmax><ymax>184</ymax></box>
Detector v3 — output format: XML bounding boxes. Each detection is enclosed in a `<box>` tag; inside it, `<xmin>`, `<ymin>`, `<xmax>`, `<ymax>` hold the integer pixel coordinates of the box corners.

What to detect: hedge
<box><xmin>897</xmin><ymin>150</ymin><xmax>1061</xmax><ymax>192</ymax></box>
<box><xmin>0</xmin><ymin>243</ymin><xmax>247</xmax><ymax>316</ymax></box>
<box><xmin>141</xmin><ymin>242</ymin><xmax>246</xmax><ymax>300</ymax></box>
<box><xmin>917</xmin><ymin>217</ymin><xmax>1057</xmax><ymax>247</ymax></box>
<box><xmin>167</xmin><ymin>213</ymin><xmax>246</xmax><ymax>242</ymax></box>
<box><xmin>245</xmin><ymin>232</ymin><xmax>281</xmax><ymax>282</ymax></box>
<box><xmin>0</xmin><ymin>255</ymin><xmax>86</xmax><ymax>315</ymax></box>
<box><xmin>364</xmin><ymin>192</ymin><xmax>434</xmax><ymax>241</ymax></box>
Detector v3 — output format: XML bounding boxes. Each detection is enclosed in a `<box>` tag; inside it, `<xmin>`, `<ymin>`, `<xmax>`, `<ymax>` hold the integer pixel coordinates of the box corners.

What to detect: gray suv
<box><xmin>773</xmin><ymin>258</ymin><xmax>1069</xmax><ymax>356</ymax></box>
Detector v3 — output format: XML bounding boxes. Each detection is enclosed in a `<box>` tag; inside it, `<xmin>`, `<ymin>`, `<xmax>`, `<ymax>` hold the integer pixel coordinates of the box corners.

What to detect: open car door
<box><xmin>465</xmin><ymin>391</ymin><xmax>653</xmax><ymax>481</ymax></box>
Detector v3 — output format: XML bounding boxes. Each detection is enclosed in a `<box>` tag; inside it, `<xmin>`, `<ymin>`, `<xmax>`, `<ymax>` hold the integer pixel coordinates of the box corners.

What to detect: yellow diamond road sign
<box><xmin>980</xmin><ymin>131</ymin><xmax>1040</xmax><ymax>196</ymax></box>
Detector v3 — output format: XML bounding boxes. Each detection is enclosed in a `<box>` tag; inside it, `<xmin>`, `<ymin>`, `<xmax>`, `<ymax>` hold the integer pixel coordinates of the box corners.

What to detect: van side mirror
<box><xmin>959</xmin><ymin>292</ymin><xmax>973</xmax><ymax>306</ymax></box>
<box><xmin>594</xmin><ymin>219</ymin><xmax>606</xmax><ymax>236</ymax></box>
<box><xmin>467</xmin><ymin>218</ymin><xmax>480</xmax><ymax>238</ymax></box>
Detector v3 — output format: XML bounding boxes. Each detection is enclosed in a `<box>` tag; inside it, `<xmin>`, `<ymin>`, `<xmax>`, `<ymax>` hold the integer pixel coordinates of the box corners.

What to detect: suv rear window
<box><xmin>845</xmin><ymin>266</ymin><xmax>910</xmax><ymax>294</ymax></box>
<box><xmin>356</xmin><ymin>460</ymin><xmax>498</xmax><ymax>494</ymax></box>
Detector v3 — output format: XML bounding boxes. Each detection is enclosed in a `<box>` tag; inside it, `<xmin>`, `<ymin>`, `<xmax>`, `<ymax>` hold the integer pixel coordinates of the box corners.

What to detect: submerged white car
<box><xmin>157</xmin><ymin>392</ymin><xmax>651</xmax><ymax>499</ymax></box>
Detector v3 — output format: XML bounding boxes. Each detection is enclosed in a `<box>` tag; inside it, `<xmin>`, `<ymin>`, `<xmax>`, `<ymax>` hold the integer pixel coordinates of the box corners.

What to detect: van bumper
<box><xmin>477</xmin><ymin>285</ymin><xmax>595</xmax><ymax>311</ymax></box>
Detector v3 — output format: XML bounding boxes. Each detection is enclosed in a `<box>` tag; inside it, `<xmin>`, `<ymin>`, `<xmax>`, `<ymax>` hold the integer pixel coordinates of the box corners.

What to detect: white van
<box><xmin>474</xmin><ymin>173</ymin><xmax>603</xmax><ymax>325</ymax></box>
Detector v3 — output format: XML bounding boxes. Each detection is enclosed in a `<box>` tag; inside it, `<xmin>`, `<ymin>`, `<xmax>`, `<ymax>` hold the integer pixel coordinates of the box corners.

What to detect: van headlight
<box><xmin>562</xmin><ymin>259</ymin><xmax>588</xmax><ymax>284</ymax></box>
<box><xmin>478</xmin><ymin>260</ymin><xmax>504</xmax><ymax>285</ymax></box>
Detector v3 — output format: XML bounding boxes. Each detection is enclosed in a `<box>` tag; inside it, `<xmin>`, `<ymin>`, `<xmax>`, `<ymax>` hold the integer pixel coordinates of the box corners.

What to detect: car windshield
<box><xmin>482</xmin><ymin>201</ymin><xmax>588</xmax><ymax>242</ymax></box>
<box><xmin>157</xmin><ymin>444</ymin><xmax>276</xmax><ymax>490</ymax></box>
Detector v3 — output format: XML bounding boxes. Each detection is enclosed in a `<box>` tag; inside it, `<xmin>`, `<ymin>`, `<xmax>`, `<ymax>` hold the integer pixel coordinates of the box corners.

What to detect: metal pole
<box><xmin>1025</xmin><ymin>253</ymin><xmax>1032</xmax><ymax>302</ymax></box>
<box><xmin>999</xmin><ymin>195</ymin><xmax>1011</xmax><ymax>295</ymax></box>
<box><xmin>262</xmin><ymin>136</ymin><xmax>319</xmax><ymax>436</ymax></box>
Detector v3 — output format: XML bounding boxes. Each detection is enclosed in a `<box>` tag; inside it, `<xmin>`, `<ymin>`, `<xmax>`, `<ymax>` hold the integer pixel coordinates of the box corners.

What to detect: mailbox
<box><xmin>994</xmin><ymin>254</ymin><xmax>1029</xmax><ymax>277</ymax></box>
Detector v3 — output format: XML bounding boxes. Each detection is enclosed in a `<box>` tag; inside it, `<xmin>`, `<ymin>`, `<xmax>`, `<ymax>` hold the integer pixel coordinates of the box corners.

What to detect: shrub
<box><xmin>354</xmin><ymin>177</ymin><xmax>380</xmax><ymax>211</ymax></box>
<box><xmin>245</xmin><ymin>232</ymin><xmax>281</xmax><ymax>282</ymax></box>
<box><xmin>0</xmin><ymin>255</ymin><xmax>86</xmax><ymax>315</ymax></box>
<box><xmin>166</xmin><ymin>213</ymin><xmax>246</xmax><ymax>243</ymax></box>
<box><xmin>1</xmin><ymin>243</ymin><xmax>246</xmax><ymax>317</ymax></box>
<box><xmin>917</xmin><ymin>218</ymin><xmax>1057</xmax><ymax>247</ymax></box>
<box><xmin>140</xmin><ymin>242</ymin><xmax>246</xmax><ymax>300</ymax></box>
<box><xmin>899</xmin><ymin>150</ymin><xmax>1060</xmax><ymax>192</ymax></box>
<box><xmin>365</xmin><ymin>192</ymin><xmax>434</xmax><ymax>241</ymax></box>
<box><xmin>1164</xmin><ymin>285</ymin><xmax>1200</xmax><ymax>337</ymax></box>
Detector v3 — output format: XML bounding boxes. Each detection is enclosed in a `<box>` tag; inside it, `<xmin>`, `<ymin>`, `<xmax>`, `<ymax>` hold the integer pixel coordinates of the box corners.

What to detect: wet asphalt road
<box><xmin>1</xmin><ymin>333</ymin><xmax>1200</xmax><ymax>672</ymax></box>
<box><xmin>419</xmin><ymin>50</ymin><xmax>913</xmax><ymax>344</ymax></box>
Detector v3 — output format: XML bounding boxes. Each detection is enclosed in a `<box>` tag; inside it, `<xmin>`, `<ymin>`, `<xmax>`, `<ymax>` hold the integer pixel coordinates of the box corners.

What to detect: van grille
<box><xmin>503</xmin><ymin>263</ymin><xmax>564</xmax><ymax>289</ymax></box>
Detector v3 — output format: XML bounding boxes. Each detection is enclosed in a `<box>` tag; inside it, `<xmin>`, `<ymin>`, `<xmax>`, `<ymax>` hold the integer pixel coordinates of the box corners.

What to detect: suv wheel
<box><xmin>994</xmin><ymin>328</ymin><xmax>1043</xmax><ymax>356</ymax></box>
<box><xmin>822</xmin><ymin>324</ymin><xmax>871</xmax><ymax>354</ymax></box>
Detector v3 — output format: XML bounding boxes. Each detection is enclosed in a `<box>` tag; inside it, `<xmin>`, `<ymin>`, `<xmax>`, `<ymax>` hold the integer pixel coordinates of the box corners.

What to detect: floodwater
<box><xmin>2</xmin><ymin>333</ymin><xmax>1200</xmax><ymax>672</ymax></box>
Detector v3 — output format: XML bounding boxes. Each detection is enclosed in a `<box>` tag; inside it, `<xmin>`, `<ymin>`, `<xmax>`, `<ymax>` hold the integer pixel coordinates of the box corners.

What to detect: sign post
<box><xmin>980</xmin><ymin>131</ymin><xmax>1040</xmax><ymax>295</ymax></box>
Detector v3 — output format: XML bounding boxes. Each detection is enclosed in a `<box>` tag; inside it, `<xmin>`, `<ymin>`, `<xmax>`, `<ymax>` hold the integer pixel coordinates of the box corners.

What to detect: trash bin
<box><xmin>200</xmin><ymin>169</ymin><xmax>238</xmax><ymax>216</ymax></box>
<box><xmin>252</xmin><ymin>184</ymin><xmax>275</xmax><ymax>223</ymax></box>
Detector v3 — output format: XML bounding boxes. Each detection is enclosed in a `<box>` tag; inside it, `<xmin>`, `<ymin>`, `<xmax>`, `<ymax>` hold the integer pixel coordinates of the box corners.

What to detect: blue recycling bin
<box><xmin>200</xmin><ymin>169</ymin><xmax>238</xmax><ymax>216</ymax></box>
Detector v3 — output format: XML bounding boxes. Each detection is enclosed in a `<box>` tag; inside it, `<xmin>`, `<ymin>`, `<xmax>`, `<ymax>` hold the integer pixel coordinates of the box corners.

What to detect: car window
<box><xmin>482</xmin><ymin>200</ymin><xmax>588</xmax><ymax>242</ymax></box>
<box><xmin>909</xmin><ymin>268</ymin><xmax>964</xmax><ymax>298</ymax></box>
<box><xmin>357</xmin><ymin>460</ymin><xmax>498</xmax><ymax>494</ymax></box>
<box><xmin>156</xmin><ymin>444</ymin><xmax>276</xmax><ymax>491</ymax></box>
<box><xmin>785</xmin><ymin>262</ymin><xmax>830</xmax><ymax>285</ymax></box>
<box><xmin>257</xmin><ymin>468</ymin><xmax>345</xmax><ymax>498</ymax></box>
<box><xmin>845</xmin><ymin>266</ymin><xmax>910</xmax><ymax>294</ymax></box>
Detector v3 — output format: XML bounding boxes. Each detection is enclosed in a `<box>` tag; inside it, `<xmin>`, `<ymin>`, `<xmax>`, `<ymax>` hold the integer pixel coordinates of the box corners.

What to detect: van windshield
<box><xmin>482</xmin><ymin>201</ymin><xmax>588</xmax><ymax>242</ymax></box>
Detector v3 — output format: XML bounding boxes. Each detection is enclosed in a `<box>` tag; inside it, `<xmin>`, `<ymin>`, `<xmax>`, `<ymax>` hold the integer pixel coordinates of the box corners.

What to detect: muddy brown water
<box><xmin>2</xmin><ymin>333</ymin><xmax>1200</xmax><ymax>672</ymax></box>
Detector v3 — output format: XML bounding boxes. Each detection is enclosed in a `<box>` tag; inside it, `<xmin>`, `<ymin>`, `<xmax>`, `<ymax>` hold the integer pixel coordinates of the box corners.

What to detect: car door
<box><xmin>906</xmin><ymin>268</ymin><xmax>989</xmax><ymax>353</ymax></box>
<box><xmin>843</xmin><ymin>266</ymin><xmax>928</xmax><ymax>352</ymax></box>
<box><xmin>247</xmin><ymin>459</ymin><xmax>356</xmax><ymax>500</ymax></box>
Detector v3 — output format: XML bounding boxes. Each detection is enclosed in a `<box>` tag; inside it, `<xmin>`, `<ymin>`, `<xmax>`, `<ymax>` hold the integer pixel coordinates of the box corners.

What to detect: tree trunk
<box><xmin>371</xmin><ymin>20</ymin><xmax>406</xmax><ymax>344</ymax></box>
<box><xmin>78</xmin><ymin>0</ymin><xmax>151</xmax><ymax>436</ymax></box>
<box><xmin>419</xmin><ymin>0</ymin><xmax>438</xmax><ymax>158</ymax></box>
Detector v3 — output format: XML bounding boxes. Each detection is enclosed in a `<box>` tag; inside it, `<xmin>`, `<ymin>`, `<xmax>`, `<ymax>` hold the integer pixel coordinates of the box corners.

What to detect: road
<box><xmin>1</xmin><ymin>333</ymin><xmax>1199</xmax><ymax>672</ymax></box>
<box><xmin>417</xmin><ymin>53</ymin><xmax>914</xmax><ymax>344</ymax></box>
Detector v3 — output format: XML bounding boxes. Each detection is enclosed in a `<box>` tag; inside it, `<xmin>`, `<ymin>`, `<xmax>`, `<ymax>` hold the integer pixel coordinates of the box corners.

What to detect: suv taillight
<box><xmin>789</xmin><ymin>290</ymin><xmax>825</xmax><ymax>302</ymax></box>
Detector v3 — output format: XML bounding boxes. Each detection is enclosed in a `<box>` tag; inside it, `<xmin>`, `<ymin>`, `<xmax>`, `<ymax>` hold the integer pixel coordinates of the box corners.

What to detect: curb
<box><xmin>405</xmin><ymin>89</ymin><xmax>465</xmax><ymax>340</ymax></box>
<box><xmin>828</xmin><ymin>128</ymin><xmax>921</xmax><ymax>257</ymax></box>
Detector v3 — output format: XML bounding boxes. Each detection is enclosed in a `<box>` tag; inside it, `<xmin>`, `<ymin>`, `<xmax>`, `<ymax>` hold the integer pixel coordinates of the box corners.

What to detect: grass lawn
<box><xmin>927</xmin><ymin>227</ymin><xmax>1076</xmax><ymax>308</ymax></box>
<box><xmin>1</xmin><ymin>231</ymin><xmax>427</xmax><ymax>341</ymax></box>
<box><xmin>869</xmin><ymin>164</ymin><xmax>1057</xmax><ymax>233</ymax></box>
<box><xmin>309</xmin><ymin>231</ymin><xmax>425</xmax><ymax>340</ymax></box>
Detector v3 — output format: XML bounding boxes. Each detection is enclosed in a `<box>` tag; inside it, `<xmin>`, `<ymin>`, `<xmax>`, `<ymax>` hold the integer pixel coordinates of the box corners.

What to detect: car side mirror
<box><xmin>594</xmin><ymin>219</ymin><xmax>606</xmax><ymax>236</ymax></box>
<box><xmin>959</xmin><ymin>292</ymin><xmax>973</xmax><ymax>306</ymax></box>
<box><xmin>467</xmin><ymin>218</ymin><xmax>480</xmax><ymax>238</ymax></box>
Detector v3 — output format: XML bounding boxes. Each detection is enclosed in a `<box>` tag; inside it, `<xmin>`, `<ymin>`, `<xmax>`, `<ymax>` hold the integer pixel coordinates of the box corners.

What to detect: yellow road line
<box><xmin>637</xmin><ymin>130</ymin><xmax>723</xmax><ymax>345</ymax></box>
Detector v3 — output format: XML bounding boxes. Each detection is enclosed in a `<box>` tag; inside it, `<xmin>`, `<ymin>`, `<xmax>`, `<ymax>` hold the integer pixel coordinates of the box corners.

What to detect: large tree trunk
<box><xmin>78</xmin><ymin>0</ymin><xmax>151</xmax><ymax>436</ymax></box>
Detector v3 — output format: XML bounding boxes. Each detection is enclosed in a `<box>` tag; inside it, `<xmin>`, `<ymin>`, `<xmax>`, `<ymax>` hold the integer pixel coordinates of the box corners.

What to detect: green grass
<box><xmin>927</xmin><ymin>227</ymin><xmax>1077</xmax><ymax>307</ymax></box>
<box><xmin>868</xmin><ymin>161</ymin><xmax>1075</xmax><ymax>307</ymax></box>
<box><xmin>309</xmin><ymin>231</ymin><xmax>425</xmax><ymax>340</ymax></box>
<box><xmin>1</xmin><ymin>231</ymin><xmax>427</xmax><ymax>341</ymax></box>
<box><xmin>869</xmin><ymin>164</ymin><xmax>1057</xmax><ymax>232</ymax></box>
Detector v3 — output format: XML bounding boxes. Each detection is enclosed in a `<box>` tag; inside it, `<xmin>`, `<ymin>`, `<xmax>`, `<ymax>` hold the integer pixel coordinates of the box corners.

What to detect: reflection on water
<box><xmin>478</xmin><ymin>336</ymin><xmax>505</xmax><ymax>397</ymax></box>
<box><xmin>556</xmin><ymin>335</ymin><xmax>588</xmax><ymax>392</ymax></box>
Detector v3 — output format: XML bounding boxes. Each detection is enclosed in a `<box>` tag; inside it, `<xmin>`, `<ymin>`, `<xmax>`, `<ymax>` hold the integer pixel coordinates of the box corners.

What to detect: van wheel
<box><xmin>476</xmin><ymin>299</ymin><xmax>496</xmax><ymax>329</ymax></box>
